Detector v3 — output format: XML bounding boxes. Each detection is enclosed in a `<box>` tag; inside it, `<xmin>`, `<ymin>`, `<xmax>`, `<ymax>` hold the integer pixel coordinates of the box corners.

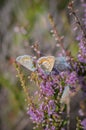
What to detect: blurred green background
<box><xmin>0</xmin><ymin>0</ymin><xmax>81</xmax><ymax>130</ymax></box>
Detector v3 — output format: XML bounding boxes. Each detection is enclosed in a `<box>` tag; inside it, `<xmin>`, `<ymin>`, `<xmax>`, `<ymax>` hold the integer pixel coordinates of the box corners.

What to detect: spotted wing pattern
<box><xmin>37</xmin><ymin>56</ymin><xmax>55</xmax><ymax>73</ymax></box>
<box><xmin>16</xmin><ymin>55</ymin><xmax>37</xmax><ymax>71</ymax></box>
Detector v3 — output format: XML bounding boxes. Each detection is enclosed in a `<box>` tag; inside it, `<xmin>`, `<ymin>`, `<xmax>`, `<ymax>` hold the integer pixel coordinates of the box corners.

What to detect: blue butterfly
<box><xmin>52</xmin><ymin>56</ymin><xmax>70</xmax><ymax>74</ymax></box>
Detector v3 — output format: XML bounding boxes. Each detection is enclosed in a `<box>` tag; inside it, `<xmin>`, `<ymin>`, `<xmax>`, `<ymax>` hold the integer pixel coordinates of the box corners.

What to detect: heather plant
<box><xmin>15</xmin><ymin>1</ymin><xmax>86</xmax><ymax>130</ymax></box>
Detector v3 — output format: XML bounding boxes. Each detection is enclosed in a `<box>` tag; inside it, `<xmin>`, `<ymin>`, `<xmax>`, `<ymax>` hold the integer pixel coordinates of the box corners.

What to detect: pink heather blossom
<box><xmin>27</xmin><ymin>107</ymin><xmax>44</xmax><ymax>124</ymax></box>
<box><xmin>81</xmin><ymin>118</ymin><xmax>86</xmax><ymax>130</ymax></box>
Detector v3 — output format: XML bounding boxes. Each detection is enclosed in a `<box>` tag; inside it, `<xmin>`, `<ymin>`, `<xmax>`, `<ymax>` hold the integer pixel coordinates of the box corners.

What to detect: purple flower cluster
<box><xmin>81</xmin><ymin>118</ymin><xmax>86</xmax><ymax>130</ymax></box>
<box><xmin>40</xmin><ymin>100</ymin><xmax>56</xmax><ymax>116</ymax></box>
<box><xmin>39</xmin><ymin>100</ymin><xmax>59</xmax><ymax>130</ymax></box>
<box><xmin>66</xmin><ymin>71</ymin><xmax>78</xmax><ymax>86</ymax></box>
<box><xmin>78</xmin><ymin>38</ymin><xmax>86</xmax><ymax>63</ymax></box>
<box><xmin>77</xmin><ymin>0</ymin><xmax>86</xmax><ymax>63</ymax></box>
<box><xmin>47</xmin><ymin>100</ymin><xmax>56</xmax><ymax>115</ymax></box>
<box><xmin>26</xmin><ymin>53</ymin><xmax>85</xmax><ymax>130</ymax></box>
<box><xmin>27</xmin><ymin>67</ymin><xmax>67</xmax><ymax>129</ymax></box>
<box><xmin>40</xmin><ymin>81</ymin><xmax>54</xmax><ymax>97</ymax></box>
<box><xmin>27</xmin><ymin>107</ymin><xmax>44</xmax><ymax>124</ymax></box>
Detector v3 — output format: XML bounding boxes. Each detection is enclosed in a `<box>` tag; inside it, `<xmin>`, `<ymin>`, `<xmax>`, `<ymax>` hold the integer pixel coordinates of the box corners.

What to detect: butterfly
<box><xmin>16</xmin><ymin>55</ymin><xmax>70</xmax><ymax>73</ymax></box>
<box><xmin>53</xmin><ymin>57</ymin><xmax>70</xmax><ymax>73</ymax></box>
<box><xmin>16</xmin><ymin>55</ymin><xmax>37</xmax><ymax>72</ymax></box>
<box><xmin>37</xmin><ymin>56</ymin><xmax>55</xmax><ymax>73</ymax></box>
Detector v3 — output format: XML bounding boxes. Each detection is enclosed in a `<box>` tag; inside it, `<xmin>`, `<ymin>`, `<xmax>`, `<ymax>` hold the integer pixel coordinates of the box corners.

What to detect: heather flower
<box><xmin>51</xmin><ymin>126</ymin><xmax>55</xmax><ymax>130</ymax></box>
<box><xmin>59</xmin><ymin>71</ymin><xmax>68</xmax><ymax>81</ymax></box>
<box><xmin>44</xmin><ymin>125</ymin><xmax>50</xmax><ymax>130</ymax></box>
<box><xmin>27</xmin><ymin>107</ymin><xmax>44</xmax><ymax>124</ymax></box>
<box><xmin>40</xmin><ymin>102</ymin><xmax>47</xmax><ymax>112</ymax></box>
<box><xmin>78</xmin><ymin>38</ymin><xmax>86</xmax><ymax>63</ymax></box>
<box><xmin>47</xmin><ymin>100</ymin><xmax>56</xmax><ymax>115</ymax></box>
<box><xmin>81</xmin><ymin>118</ymin><xmax>86</xmax><ymax>130</ymax></box>
<box><xmin>40</xmin><ymin>100</ymin><xmax>57</xmax><ymax>116</ymax></box>
<box><xmin>44</xmin><ymin>125</ymin><xmax>56</xmax><ymax>130</ymax></box>
<box><xmin>66</xmin><ymin>71</ymin><xmax>78</xmax><ymax>86</ymax></box>
<box><xmin>71</xmin><ymin>60</ymin><xmax>86</xmax><ymax>76</ymax></box>
<box><xmin>40</xmin><ymin>81</ymin><xmax>54</xmax><ymax>96</ymax></box>
<box><xmin>76</xmin><ymin>0</ymin><xmax>86</xmax><ymax>63</ymax></box>
<box><xmin>78</xmin><ymin>109</ymin><xmax>84</xmax><ymax>116</ymax></box>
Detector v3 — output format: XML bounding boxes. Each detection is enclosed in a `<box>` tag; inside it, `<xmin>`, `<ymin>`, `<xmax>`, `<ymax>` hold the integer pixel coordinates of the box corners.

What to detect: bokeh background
<box><xmin>0</xmin><ymin>0</ymin><xmax>83</xmax><ymax>130</ymax></box>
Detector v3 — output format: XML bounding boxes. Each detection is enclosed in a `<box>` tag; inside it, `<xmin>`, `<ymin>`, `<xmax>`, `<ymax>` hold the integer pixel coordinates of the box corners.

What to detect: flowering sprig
<box><xmin>76</xmin><ymin>117</ymin><xmax>83</xmax><ymax>130</ymax></box>
<box><xmin>81</xmin><ymin>118</ymin><xmax>86</xmax><ymax>130</ymax></box>
<box><xmin>48</xmin><ymin>14</ymin><xmax>66</xmax><ymax>55</ymax></box>
<box><xmin>68</xmin><ymin>1</ymin><xmax>86</xmax><ymax>64</ymax></box>
<box><xmin>68</xmin><ymin>1</ymin><xmax>86</xmax><ymax>37</ymax></box>
<box><xmin>14</xmin><ymin>62</ymin><xmax>34</xmax><ymax>107</ymax></box>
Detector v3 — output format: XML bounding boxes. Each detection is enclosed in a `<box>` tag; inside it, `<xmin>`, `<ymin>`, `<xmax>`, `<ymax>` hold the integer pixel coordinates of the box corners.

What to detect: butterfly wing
<box><xmin>37</xmin><ymin>56</ymin><xmax>55</xmax><ymax>73</ymax></box>
<box><xmin>54</xmin><ymin>56</ymin><xmax>70</xmax><ymax>72</ymax></box>
<box><xmin>16</xmin><ymin>55</ymin><xmax>37</xmax><ymax>71</ymax></box>
<box><xmin>60</xmin><ymin>86</ymin><xmax>70</xmax><ymax>104</ymax></box>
